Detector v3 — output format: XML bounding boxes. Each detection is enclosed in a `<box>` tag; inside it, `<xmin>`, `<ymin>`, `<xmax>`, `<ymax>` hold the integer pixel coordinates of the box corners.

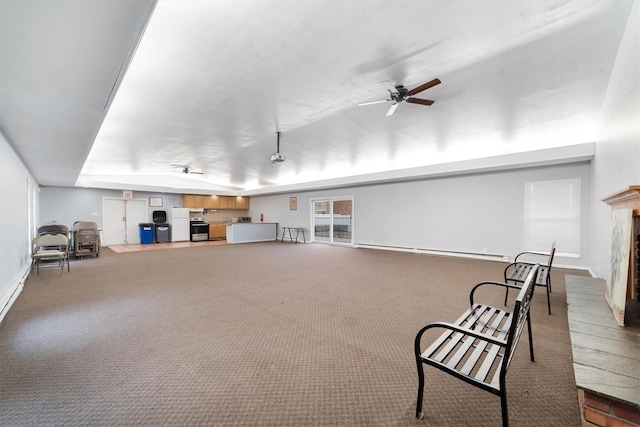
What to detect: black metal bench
<box><xmin>504</xmin><ymin>242</ymin><xmax>555</xmax><ymax>314</ymax></box>
<box><xmin>414</xmin><ymin>265</ymin><xmax>539</xmax><ymax>427</ymax></box>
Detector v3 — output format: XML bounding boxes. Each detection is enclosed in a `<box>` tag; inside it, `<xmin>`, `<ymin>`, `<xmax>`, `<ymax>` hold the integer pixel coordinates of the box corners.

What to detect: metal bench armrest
<box><xmin>469</xmin><ymin>281</ymin><xmax>521</xmax><ymax>306</ymax></box>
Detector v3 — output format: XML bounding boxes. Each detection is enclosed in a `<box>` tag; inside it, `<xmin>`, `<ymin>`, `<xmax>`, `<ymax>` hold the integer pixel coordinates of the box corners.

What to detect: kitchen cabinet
<box><xmin>183</xmin><ymin>194</ymin><xmax>204</xmax><ymax>209</ymax></box>
<box><xmin>236</xmin><ymin>196</ymin><xmax>249</xmax><ymax>209</ymax></box>
<box><xmin>220</xmin><ymin>196</ymin><xmax>230</xmax><ymax>209</ymax></box>
<box><xmin>209</xmin><ymin>223</ymin><xmax>227</xmax><ymax>240</ymax></box>
<box><xmin>183</xmin><ymin>194</ymin><xmax>250</xmax><ymax>210</ymax></box>
<box><xmin>204</xmin><ymin>195</ymin><xmax>221</xmax><ymax>209</ymax></box>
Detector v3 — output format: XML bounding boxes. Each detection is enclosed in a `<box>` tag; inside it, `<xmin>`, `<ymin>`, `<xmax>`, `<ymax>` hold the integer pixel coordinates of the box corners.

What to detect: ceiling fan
<box><xmin>359</xmin><ymin>78</ymin><xmax>441</xmax><ymax>116</ymax></box>
<box><xmin>171</xmin><ymin>165</ymin><xmax>204</xmax><ymax>175</ymax></box>
<box><xmin>269</xmin><ymin>131</ymin><xmax>286</xmax><ymax>164</ymax></box>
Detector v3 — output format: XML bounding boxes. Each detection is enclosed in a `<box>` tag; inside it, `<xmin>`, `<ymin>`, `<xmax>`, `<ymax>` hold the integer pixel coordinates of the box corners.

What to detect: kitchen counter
<box><xmin>226</xmin><ymin>222</ymin><xmax>277</xmax><ymax>244</ymax></box>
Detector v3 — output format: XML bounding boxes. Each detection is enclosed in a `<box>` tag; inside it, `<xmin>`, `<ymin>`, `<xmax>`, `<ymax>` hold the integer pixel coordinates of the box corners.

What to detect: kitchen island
<box><xmin>226</xmin><ymin>222</ymin><xmax>277</xmax><ymax>244</ymax></box>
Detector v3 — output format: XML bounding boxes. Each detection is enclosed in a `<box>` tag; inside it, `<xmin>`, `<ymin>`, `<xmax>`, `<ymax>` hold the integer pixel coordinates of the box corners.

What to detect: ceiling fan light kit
<box><xmin>359</xmin><ymin>77</ymin><xmax>441</xmax><ymax>116</ymax></box>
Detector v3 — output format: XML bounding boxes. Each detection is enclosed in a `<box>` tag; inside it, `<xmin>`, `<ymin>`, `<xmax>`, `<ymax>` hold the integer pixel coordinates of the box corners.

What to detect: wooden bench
<box><xmin>414</xmin><ymin>265</ymin><xmax>539</xmax><ymax>427</ymax></box>
<box><xmin>504</xmin><ymin>242</ymin><xmax>555</xmax><ymax>314</ymax></box>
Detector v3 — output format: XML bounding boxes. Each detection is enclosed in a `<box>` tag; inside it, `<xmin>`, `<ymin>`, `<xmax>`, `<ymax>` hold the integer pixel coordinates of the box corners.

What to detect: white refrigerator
<box><xmin>170</xmin><ymin>208</ymin><xmax>190</xmax><ymax>242</ymax></box>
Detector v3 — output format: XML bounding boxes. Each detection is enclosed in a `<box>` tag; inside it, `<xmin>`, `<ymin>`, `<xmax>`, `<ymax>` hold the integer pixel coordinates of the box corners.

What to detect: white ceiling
<box><xmin>0</xmin><ymin>0</ymin><xmax>634</xmax><ymax>196</ymax></box>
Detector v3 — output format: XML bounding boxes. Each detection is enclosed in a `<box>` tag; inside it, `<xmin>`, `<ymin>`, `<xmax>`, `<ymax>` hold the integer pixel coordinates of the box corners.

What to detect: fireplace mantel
<box><xmin>601</xmin><ymin>185</ymin><xmax>640</xmax><ymax>213</ymax></box>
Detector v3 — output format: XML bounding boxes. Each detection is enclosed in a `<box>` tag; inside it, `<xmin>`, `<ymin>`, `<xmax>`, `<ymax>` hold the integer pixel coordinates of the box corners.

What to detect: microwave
<box><xmin>239</xmin><ymin>217</ymin><xmax>252</xmax><ymax>223</ymax></box>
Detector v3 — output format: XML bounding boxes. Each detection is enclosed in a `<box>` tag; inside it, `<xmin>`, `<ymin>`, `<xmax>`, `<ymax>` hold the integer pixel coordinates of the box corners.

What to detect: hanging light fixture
<box><xmin>269</xmin><ymin>131</ymin><xmax>286</xmax><ymax>164</ymax></box>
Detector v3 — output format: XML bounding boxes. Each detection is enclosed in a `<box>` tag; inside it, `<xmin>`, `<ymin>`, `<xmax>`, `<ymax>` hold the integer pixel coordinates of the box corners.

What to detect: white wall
<box><xmin>590</xmin><ymin>0</ymin><xmax>640</xmax><ymax>277</ymax></box>
<box><xmin>0</xmin><ymin>130</ymin><xmax>39</xmax><ymax>317</ymax></box>
<box><xmin>251</xmin><ymin>161</ymin><xmax>591</xmax><ymax>268</ymax></box>
<box><xmin>40</xmin><ymin>187</ymin><xmax>185</xmax><ymax>230</ymax></box>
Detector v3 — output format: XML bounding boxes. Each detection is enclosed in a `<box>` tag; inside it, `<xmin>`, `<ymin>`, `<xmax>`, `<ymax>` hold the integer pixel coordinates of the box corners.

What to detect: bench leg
<box><xmin>545</xmin><ymin>282</ymin><xmax>551</xmax><ymax>315</ymax></box>
<box><xmin>415</xmin><ymin>359</ymin><xmax>425</xmax><ymax>419</ymax></box>
<box><xmin>500</xmin><ymin>392</ymin><xmax>509</xmax><ymax>427</ymax></box>
<box><xmin>527</xmin><ymin>312</ymin><xmax>535</xmax><ymax>362</ymax></box>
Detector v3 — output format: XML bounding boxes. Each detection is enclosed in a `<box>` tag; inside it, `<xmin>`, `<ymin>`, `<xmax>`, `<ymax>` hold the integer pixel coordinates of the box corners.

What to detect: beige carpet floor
<box><xmin>0</xmin><ymin>242</ymin><xmax>583</xmax><ymax>426</ymax></box>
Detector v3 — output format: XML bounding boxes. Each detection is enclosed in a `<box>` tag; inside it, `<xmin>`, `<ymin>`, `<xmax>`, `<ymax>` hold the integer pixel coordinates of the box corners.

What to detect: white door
<box><xmin>103</xmin><ymin>198</ymin><xmax>148</xmax><ymax>245</ymax></box>
<box><xmin>125</xmin><ymin>200</ymin><xmax>147</xmax><ymax>244</ymax></box>
<box><xmin>103</xmin><ymin>199</ymin><xmax>126</xmax><ymax>245</ymax></box>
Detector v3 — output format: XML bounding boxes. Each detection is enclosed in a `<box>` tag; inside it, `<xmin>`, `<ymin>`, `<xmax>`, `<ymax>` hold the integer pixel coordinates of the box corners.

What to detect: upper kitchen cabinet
<box><xmin>204</xmin><ymin>195</ymin><xmax>221</xmax><ymax>209</ymax></box>
<box><xmin>183</xmin><ymin>194</ymin><xmax>204</xmax><ymax>209</ymax></box>
<box><xmin>184</xmin><ymin>194</ymin><xmax>249</xmax><ymax>210</ymax></box>
<box><xmin>220</xmin><ymin>196</ymin><xmax>232</xmax><ymax>209</ymax></box>
<box><xmin>236</xmin><ymin>196</ymin><xmax>249</xmax><ymax>209</ymax></box>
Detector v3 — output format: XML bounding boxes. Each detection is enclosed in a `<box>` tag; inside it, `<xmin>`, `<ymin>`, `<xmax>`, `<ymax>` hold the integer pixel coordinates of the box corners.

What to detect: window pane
<box><xmin>313</xmin><ymin>200</ymin><xmax>330</xmax><ymax>242</ymax></box>
<box><xmin>332</xmin><ymin>199</ymin><xmax>352</xmax><ymax>244</ymax></box>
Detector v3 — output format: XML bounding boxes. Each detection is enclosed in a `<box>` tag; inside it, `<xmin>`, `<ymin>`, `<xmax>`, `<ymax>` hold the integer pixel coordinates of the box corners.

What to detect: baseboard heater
<box><xmin>0</xmin><ymin>265</ymin><xmax>29</xmax><ymax>324</ymax></box>
<box><xmin>356</xmin><ymin>243</ymin><xmax>510</xmax><ymax>262</ymax></box>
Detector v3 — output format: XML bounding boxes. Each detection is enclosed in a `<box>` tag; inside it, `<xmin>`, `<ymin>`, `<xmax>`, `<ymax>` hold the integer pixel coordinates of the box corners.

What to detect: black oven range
<box><xmin>189</xmin><ymin>220</ymin><xmax>209</xmax><ymax>242</ymax></box>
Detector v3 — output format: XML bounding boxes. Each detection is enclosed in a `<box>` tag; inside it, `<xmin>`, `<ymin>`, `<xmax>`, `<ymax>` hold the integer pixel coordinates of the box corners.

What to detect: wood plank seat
<box><xmin>414</xmin><ymin>265</ymin><xmax>539</xmax><ymax>427</ymax></box>
<box><xmin>504</xmin><ymin>242</ymin><xmax>555</xmax><ymax>314</ymax></box>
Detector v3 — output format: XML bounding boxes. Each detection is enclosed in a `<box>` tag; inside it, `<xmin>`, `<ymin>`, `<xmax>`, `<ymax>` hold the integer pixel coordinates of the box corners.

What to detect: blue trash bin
<box><xmin>139</xmin><ymin>223</ymin><xmax>154</xmax><ymax>244</ymax></box>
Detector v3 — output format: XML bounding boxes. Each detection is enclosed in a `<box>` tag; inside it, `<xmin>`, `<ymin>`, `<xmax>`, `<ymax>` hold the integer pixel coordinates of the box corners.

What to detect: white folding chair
<box><xmin>31</xmin><ymin>233</ymin><xmax>70</xmax><ymax>276</ymax></box>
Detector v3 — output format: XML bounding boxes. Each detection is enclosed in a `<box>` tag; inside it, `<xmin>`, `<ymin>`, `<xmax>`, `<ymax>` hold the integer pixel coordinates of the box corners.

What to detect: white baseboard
<box><xmin>355</xmin><ymin>243</ymin><xmax>591</xmax><ymax>272</ymax></box>
<box><xmin>355</xmin><ymin>244</ymin><xmax>510</xmax><ymax>262</ymax></box>
<box><xmin>0</xmin><ymin>265</ymin><xmax>30</xmax><ymax>324</ymax></box>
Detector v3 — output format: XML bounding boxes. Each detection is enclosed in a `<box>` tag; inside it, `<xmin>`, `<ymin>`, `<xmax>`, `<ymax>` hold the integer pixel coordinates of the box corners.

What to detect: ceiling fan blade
<box><xmin>358</xmin><ymin>99</ymin><xmax>390</xmax><ymax>107</ymax></box>
<box><xmin>381</xmin><ymin>81</ymin><xmax>400</xmax><ymax>95</ymax></box>
<box><xmin>408</xmin><ymin>78</ymin><xmax>441</xmax><ymax>96</ymax></box>
<box><xmin>171</xmin><ymin>164</ymin><xmax>204</xmax><ymax>175</ymax></box>
<box><xmin>407</xmin><ymin>97</ymin><xmax>435</xmax><ymax>106</ymax></box>
<box><xmin>385</xmin><ymin>103</ymin><xmax>399</xmax><ymax>116</ymax></box>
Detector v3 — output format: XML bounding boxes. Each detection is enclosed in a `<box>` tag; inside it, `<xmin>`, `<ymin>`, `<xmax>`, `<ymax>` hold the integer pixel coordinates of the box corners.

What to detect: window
<box><xmin>524</xmin><ymin>179</ymin><xmax>580</xmax><ymax>256</ymax></box>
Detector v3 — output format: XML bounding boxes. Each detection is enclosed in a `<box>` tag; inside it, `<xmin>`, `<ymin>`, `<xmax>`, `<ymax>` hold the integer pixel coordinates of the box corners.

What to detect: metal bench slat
<box><xmin>445</xmin><ymin>335</ymin><xmax>477</xmax><ymax>369</ymax></box>
<box><xmin>488</xmin><ymin>315</ymin><xmax>517</xmax><ymax>387</ymax></box>
<box><xmin>440</xmin><ymin>306</ymin><xmax>508</xmax><ymax>370</ymax></box>
<box><xmin>510</xmin><ymin>264</ymin><xmax>532</xmax><ymax>282</ymax></box>
<box><xmin>475</xmin><ymin>343</ymin><xmax>503</xmax><ymax>384</ymax></box>
<box><xmin>422</xmin><ymin>306</ymin><xmax>487</xmax><ymax>361</ymax></box>
<box><xmin>460</xmin><ymin>339</ymin><xmax>489</xmax><ymax>376</ymax></box>
<box><xmin>431</xmin><ymin>305</ymin><xmax>497</xmax><ymax>363</ymax></box>
<box><xmin>431</xmin><ymin>332</ymin><xmax>465</xmax><ymax>363</ymax></box>
<box><xmin>478</xmin><ymin>308</ymin><xmax>509</xmax><ymax>338</ymax></box>
<box><xmin>536</xmin><ymin>267</ymin><xmax>549</xmax><ymax>285</ymax></box>
<box><xmin>458</xmin><ymin>310</ymin><xmax>510</xmax><ymax>376</ymax></box>
<box><xmin>489</xmin><ymin>357</ymin><xmax>504</xmax><ymax>387</ymax></box>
